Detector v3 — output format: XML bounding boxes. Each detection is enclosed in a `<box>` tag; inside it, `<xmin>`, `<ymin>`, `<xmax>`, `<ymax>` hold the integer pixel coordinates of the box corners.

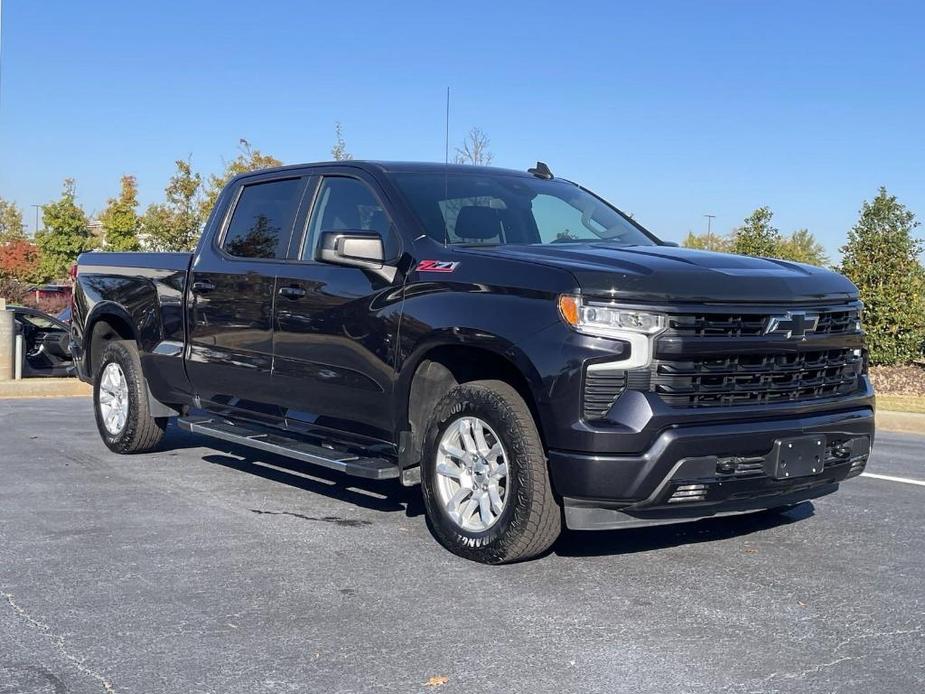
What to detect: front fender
<box><xmin>394</xmin><ymin>284</ymin><xmax>563</xmax><ymax>439</ymax></box>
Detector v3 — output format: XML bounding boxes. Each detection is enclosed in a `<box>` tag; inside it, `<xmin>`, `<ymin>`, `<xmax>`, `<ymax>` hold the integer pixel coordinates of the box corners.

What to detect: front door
<box><xmin>186</xmin><ymin>173</ymin><xmax>309</xmax><ymax>421</ymax></box>
<box><xmin>271</xmin><ymin>172</ymin><xmax>404</xmax><ymax>442</ymax></box>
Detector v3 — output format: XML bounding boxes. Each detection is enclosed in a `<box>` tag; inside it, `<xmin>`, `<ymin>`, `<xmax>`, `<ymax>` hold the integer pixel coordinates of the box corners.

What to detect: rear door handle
<box><xmin>191</xmin><ymin>280</ymin><xmax>215</xmax><ymax>293</ymax></box>
<box><xmin>278</xmin><ymin>285</ymin><xmax>306</xmax><ymax>299</ymax></box>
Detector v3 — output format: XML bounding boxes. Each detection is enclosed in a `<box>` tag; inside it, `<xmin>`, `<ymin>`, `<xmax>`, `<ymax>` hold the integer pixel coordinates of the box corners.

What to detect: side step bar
<box><xmin>177</xmin><ymin>416</ymin><xmax>399</xmax><ymax>480</ymax></box>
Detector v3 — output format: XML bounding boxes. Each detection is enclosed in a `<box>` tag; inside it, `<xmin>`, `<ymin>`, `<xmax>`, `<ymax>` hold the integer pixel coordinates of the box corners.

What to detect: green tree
<box><xmin>140</xmin><ymin>159</ymin><xmax>204</xmax><ymax>251</ymax></box>
<box><xmin>331</xmin><ymin>122</ymin><xmax>353</xmax><ymax>161</ymax></box>
<box><xmin>839</xmin><ymin>187</ymin><xmax>925</xmax><ymax>364</ymax></box>
<box><xmin>200</xmin><ymin>139</ymin><xmax>282</xmax><ymax>218</ymax></box>
<box><xmin>99</xmin><ymin>175</ymin><xmax>141</xmax><ymax>251</ymax></box>
<box><xmin>682</xmin><ymin>231</ymin><xmax>731</xmax><ymax>252</ymax></box>
<box><xmin>777</xmin><ymin>228</ymin><xmax>829</xmax><ymax>266</ymax></box>
<box><xmin>731</xmin><ymin>206</ymin><xmax>782</xmax><ymax>257</ymax></box>
<box><xmin>0</xmin><ymin>198</ymin><xmax>26</xmax><ymax>242</ymax></box>
<box><xmin>684</xmin><ymin>221</ymin><xmax>828</xmax><ymax>266</ymax></box>
<box><xmin>36</xmin><ymin>179</ymin><xmax>90</xmax><ymax>280</ymax></box>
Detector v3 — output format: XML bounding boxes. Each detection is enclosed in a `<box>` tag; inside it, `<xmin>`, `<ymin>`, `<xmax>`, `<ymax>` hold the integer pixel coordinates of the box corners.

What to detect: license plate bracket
<box><xmin>772</xmin><ymin>435</ymin><xmax>826</xmax><ymax>479</ymax></box>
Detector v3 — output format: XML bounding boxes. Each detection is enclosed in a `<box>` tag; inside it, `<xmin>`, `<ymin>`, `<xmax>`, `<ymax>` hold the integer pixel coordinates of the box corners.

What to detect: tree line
<box><xmin>0</xmin><ymin>124</ymin><xmax>494</xmax><ymax>281</ymax></box>
<box><xmin>682</xmin><ymin>207</ymin><xmax>829</xmax><ymax>266</ymax></box>
<box><xmin>683</xmin><ymin>193</ymin><xmax>925</xmax><ymax>365</ymax></box>
<box><xmin>0</xmin><ymin>138</ymin><xmax>283</xmax><ymax>286</ymax></box>
<box><xmin>1</xmin><ymin>126</ymin><xmax>923</xmax><ymax>365</ymax></box>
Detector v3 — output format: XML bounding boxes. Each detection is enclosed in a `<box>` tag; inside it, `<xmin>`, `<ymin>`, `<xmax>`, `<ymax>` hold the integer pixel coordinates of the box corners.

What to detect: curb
<box><xmin>0</xmin><ymin>378</ymin><xmax>91</xmax><ymax>399</ymax></box>
<box><xmin>876</xmin><ymin>409</ymin><xmax>925</xmax><ymax>435</ymax></box>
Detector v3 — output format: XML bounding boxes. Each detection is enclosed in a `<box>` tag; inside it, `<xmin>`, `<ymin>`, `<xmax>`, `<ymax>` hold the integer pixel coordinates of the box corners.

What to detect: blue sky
<box><xmin>1</xmin><ymin>0</ymin><xmax>923</xmax><ymax>259</ymax></box>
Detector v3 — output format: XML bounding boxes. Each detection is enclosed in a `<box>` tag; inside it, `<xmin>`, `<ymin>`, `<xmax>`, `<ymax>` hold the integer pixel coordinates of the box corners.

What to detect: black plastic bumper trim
<box><xmin>548</xmin><ymin>407</ymin><xmax>874</xmax><ymax>502</ymax></box>
<box><xmin>563</xmin><ymin>482</ymin><xmax>840</xmax><ymax>530</ymax></box>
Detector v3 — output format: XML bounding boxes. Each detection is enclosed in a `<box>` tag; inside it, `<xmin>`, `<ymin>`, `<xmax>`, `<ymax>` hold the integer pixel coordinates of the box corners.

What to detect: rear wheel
<box><xmin>421</xmin><ymin>380</ymin><xmax>561</xmax><ymax>564</ymax></box>
<box><xmin>93</xmin><ymin>340</ymin><xmax>166</xmax><ymax>454</ymax></box>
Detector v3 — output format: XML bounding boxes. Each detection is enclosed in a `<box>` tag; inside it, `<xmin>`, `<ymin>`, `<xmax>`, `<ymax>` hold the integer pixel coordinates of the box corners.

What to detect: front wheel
<box><xmin>93</xmin><ymin>340</ymin><xmax>167</xmax><ymax>454</ymax></box>
<box><xmin>421</xmin><ymin>380</ymin><xmax>561</xmax><ymax>564</ymax></box>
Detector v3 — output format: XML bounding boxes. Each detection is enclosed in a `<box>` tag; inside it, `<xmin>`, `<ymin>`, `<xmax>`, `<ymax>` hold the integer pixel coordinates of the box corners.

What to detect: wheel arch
<box><xmin>400</xmin><ymin>336</ymin><xmax>550</xmax><ymax>469</ymax></box>
<box><xmin>84</xmin><ymin>303</ymin><xmax>138</xmax><ymax>377</ymax></box>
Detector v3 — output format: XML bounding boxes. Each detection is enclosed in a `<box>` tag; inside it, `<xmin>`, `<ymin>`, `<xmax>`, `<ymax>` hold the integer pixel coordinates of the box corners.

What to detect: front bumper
<box><xmin>550</xmin><ymin>406</ymin><xmax>874</xmax><ymax>530</ymax></box>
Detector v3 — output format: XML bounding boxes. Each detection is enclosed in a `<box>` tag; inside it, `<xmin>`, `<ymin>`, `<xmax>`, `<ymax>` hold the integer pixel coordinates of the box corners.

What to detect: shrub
<box><xmin>839</xmin><ymin>187</ymin><xmax>925</xmax><ymax>365</ymax></box>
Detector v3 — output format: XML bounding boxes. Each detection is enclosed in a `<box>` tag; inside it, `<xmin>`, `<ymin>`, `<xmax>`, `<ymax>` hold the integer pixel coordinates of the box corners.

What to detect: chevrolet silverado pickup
<box><xmin>71</xmin><ymin>161</ymin><xmax>874</xmax><ymax>563</ymax></box>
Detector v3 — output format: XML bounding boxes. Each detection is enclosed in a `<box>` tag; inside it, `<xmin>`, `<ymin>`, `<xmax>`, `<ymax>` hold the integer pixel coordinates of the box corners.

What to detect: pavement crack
<box><xmin>758</xmin><ymin>655</ymin><xmax>860</xmax><ymax>685</ymax></box>
<box><xmin>1</xmin><ymin>590</ymin><xmax>116</xmax><ymax>694</ymax></box>
<box><xmin>834</xmin><ymin>625</ymin><xmax>922</xmax><ymax>653</ymax></box>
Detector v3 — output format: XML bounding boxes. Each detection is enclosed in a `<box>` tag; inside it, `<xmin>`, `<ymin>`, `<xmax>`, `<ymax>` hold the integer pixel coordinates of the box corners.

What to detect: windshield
<box><xmin>391</xmin><ymin>172</ymin><xmax>658</xmax><ymax>247</ymax></box>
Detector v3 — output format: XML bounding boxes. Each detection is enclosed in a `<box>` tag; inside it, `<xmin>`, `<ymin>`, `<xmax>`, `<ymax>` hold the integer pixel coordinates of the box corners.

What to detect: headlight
<box><xmin>558</xmin><ymin>294</ymin><xmax>666</xmax><ymax>368</ymax></box>
<box><xmin>558</xmin><ymin>295</ymin><xmax>665</xmax><ymax>337</ymax></box>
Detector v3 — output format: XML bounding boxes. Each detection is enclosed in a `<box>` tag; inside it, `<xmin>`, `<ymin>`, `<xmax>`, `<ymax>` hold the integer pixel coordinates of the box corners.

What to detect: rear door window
<box><xmin>222</xmin><ymin>178</ymin><xmax>305</xmax><ymax>259</ymax></box>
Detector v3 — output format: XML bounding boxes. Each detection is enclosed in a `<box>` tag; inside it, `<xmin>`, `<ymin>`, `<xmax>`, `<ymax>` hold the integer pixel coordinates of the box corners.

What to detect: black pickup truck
<box><xmin>71</xmin><ymin>161</ymin><xmax>874</xmax><ymax>563</ymax></box>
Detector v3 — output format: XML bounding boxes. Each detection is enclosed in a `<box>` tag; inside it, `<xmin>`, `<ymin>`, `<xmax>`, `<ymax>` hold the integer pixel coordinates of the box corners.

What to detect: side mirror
<box><xmin>661</xmin><ymin>240</ymin><xmax>680</xmax><ymax>247</ymax></box>
<box><xmin>316</xmin><ymin>230</ymin><xmax>396</xmax><ymax>282</ymax></box>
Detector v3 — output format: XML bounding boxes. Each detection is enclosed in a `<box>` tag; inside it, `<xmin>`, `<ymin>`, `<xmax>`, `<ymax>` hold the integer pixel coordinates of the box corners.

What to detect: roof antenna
<box><xmin>444</xmin><ymin>86</ymin><xmax>450</xmax><ymax>248</ymax></box>
<box><xmin>528</xmin><ymin>161</ymin><xmax>553</xmax><ymax>180</ymax></box>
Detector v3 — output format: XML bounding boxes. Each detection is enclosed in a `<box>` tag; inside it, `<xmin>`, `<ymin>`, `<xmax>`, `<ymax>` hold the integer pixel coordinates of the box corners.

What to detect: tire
<box><xmin>420</xmin><ymin>380</ymin><xmax>561</xmax><ymax>564</ymax></box>
<box><xmin>93</xmin><ymin>340</ymin><xmax>167</xmax><ymax>454</ymax></box>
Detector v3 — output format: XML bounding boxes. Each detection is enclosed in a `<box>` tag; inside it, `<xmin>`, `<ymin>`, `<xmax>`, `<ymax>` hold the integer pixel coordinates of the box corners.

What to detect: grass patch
<box><xmin>877</xmin><ymin>395</ymin><xmax>925</xmax><ymax>414</ymax></box>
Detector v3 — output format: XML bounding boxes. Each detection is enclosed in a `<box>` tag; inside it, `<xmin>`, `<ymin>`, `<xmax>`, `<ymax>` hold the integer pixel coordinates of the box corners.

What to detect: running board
<box><xmin>177</xmin><ymin>417</ymin><xmax>399</xmax><ymax>480</ymax></box>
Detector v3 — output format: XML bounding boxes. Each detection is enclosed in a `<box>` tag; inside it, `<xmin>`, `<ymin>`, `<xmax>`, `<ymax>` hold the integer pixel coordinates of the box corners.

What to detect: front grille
<box><xmin>665</xmin><ymin>306</ymin><xmax>861</xmax><ymax>338</ymax></box>
<box><xmin>653</xmin><ymin>348</ymin><xmax>863</xmax><ymax>408</ymax></box>
<box><xmin>581</xmin><ymin>303</ymin><xmax>865</xmax><ymax>416</ymax></box>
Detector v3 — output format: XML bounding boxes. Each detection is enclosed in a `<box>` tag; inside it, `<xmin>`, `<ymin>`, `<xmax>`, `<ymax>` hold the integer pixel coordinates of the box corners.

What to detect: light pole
<box><xmin>704</xmin><ymin>214</ymin><xmax>716</xmax><ymax>235</ymax></box>
<box><xmin>31</xmin><ymin>204</ymin><xmax>42</xmax><ymax>238</ymax></box>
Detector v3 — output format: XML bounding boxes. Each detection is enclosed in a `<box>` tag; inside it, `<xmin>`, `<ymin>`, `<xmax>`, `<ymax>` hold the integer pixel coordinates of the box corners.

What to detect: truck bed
<box><xmin>73</xmin><ymin>250</ymin><xmax>194</xmax><ymax>407</ymax></box>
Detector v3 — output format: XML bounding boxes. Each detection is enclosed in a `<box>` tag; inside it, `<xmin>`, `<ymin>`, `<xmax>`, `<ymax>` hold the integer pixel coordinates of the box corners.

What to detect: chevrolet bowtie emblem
<box><xmin>764</xmin><ymin>311</ymin><xmax>819</xmax><ymax>339</ymax></box>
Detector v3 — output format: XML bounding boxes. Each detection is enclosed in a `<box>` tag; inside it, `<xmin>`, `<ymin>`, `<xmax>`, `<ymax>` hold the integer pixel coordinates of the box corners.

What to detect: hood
<box><xmin>461</xmin><ymin>244</ymin><xmax>858</xmax><ymax>304</ymax></box>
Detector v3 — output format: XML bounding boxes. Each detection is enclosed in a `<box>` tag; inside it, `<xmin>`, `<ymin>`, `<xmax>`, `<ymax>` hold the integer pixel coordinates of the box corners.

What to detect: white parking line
<box><xmin>861</xmin><ymin>472</ymin><xmax>925</xmax><ymax>487</ymax></box>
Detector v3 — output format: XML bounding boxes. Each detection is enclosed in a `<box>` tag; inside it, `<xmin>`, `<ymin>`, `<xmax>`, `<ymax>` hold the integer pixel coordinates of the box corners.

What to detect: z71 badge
<box><xmin>416</xmin><ymin>260</ymin><xmax>460</xmax><ymax>273</ymax></box>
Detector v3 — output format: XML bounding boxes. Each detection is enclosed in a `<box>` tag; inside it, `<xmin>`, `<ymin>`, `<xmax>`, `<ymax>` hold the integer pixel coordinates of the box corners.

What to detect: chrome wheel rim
<box><xmin>435</xmin><ymin>416</ymin><xmax>509</xmax><ymax>532</ymax></box>
<box><xmin>99</xmin><ymin>362</ymin><xmax>129</xmax><ymax>435</ymax></box>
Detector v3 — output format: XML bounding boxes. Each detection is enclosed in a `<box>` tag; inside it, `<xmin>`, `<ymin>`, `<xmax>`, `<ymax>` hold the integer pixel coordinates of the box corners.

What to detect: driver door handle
<box><xmin>191</xmin><ymin>280</ymin><xmax>215</xmax><ymax>293</ymax></box>
<box><xmin>278</xmin><ymin>285</ymin><xmax>306</xmax><ymax>299</ymax></box>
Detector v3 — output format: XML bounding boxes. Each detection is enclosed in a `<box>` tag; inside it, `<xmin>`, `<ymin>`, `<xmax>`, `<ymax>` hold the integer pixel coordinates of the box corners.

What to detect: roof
<box><xmin>365</xmin><ymin>161</ymin><xmax>534</xmax><ymax>177</ymax></box>
<box><xmin>234</xmin><ymin>160</ymin><xmax>537</xmax><ymax>181</ymax></box>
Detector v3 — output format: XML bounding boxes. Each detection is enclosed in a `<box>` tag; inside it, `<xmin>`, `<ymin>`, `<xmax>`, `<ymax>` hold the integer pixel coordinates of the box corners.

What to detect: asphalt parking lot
<box><xmin>1</xmin><ymin>397</ymin><xmax>922</xmax><ymax>693</ymax></box>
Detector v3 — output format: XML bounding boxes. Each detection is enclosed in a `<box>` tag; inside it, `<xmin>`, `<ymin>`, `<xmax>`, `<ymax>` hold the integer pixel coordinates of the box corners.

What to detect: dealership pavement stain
<box><xmin>0</xmin><ymin>663</ymin><xmax>67</xmax><ymax>694</ymax></box>
<box><xmin>249</xmin><ymin>509</ymin><xmax>372</xmax><ymax>527</ymax></box>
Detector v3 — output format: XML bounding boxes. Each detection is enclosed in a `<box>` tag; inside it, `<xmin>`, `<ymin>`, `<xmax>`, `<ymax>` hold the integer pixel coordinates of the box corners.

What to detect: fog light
<box><xmin>668</xmin><ymin>483</ymin><xmax>708</xmax><ymax>503</ymax></box>
<box><xmin>846</xmin><ymin>457</ymin><xmax>868</xmax><ymax>479</ymax></box>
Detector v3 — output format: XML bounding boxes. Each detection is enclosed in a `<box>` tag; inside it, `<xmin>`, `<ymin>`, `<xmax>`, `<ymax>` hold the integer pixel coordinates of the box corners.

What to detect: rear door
<box><xmin>186</xmin><ymin>173</ymin><xmax>309</xmax><ymax>421</ymax></box>
<box><xmin>270</xmin><ymin>170</ymin><xmax>405</xmax><ymax>442</ymax></box>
